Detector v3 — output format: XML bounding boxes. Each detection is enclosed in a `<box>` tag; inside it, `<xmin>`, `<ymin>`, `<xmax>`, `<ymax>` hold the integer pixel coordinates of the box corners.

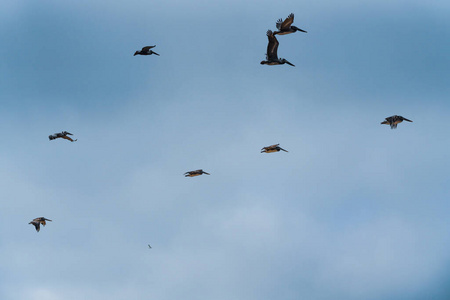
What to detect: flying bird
<box><xmin>184</xmin><ymin>169</ymin><xmax>210</xmax><ymax>177</ymax></box>
<box><xmin>148</xmin><ymin>244</ymin><xmax>152</xmax><ymax>249</ymax></box>
<box><xmin>134</xmin><ymin>46</ymin><xmax>160</xmax><ymax>56</ymax></box>
<box><xmin>29</xmin><ymin>217</ymin><xmax>52</xmax><ymax>232</ymax></box>
<box><xmin>49</xmin><ymin>131</ymin><xmax>77</xmax><ymax>142</ymax></box>
<box><xmin>381</xmin><ymin>115</ymin><xmax>413</xmax><ymax>129</ymax></box>
<box><xmin>260</xmin><ymin>30</ymin><xmax>295</xmax><ymax>66</ymax></box>
<box><xmin>273</xmin><ymin>13</ymin><xmax>307</xmax><ymax>35</ymax></box>
<box><xmin>261</xmin><ymin>144</ymin><xmax>289</xmax><ymax>153</ymax></box>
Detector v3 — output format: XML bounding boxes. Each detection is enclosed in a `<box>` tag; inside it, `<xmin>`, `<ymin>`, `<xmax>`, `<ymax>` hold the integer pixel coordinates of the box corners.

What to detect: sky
<box><xmin>1</xmin><ymin>0</ymin><xmax>450</xmax><ymax>299</ymax></box>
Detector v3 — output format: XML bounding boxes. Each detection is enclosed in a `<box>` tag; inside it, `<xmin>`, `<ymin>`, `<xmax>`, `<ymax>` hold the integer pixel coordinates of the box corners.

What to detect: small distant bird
<box><xmin>261</xmin><ymin>144</ymin><xmax>288</xmax><ymax>153</ymax></box>
<box><xmin>381</xmin><ymin>115</ymin><xmax>413</xmax><ymax>129</ymax></box>
<box><xmin>49</xmin><ymin>131</ymin><xmax>77</xmax><ymax>142</ymax></box>
<box><xmin>134</xmin><ymin>46</ymin><xmax>160</xmax><ymax>56</ymax></box>
<box><xmin>29</xmin><ymin>217</ymin><xmax>52</xmax><ymax>232</ymax></box>
<box><xmin>260</xmin><ymin>30</ymin><xmax>295</xmax><ymax>66</ymax></box>
<box><xmin>274</xmin><ymin>13</ymin><xmax>307</xmax><ymax>35</ymax></box>
<box><xmin>184</xmin><ymin>169</ymin><xmax>210</xmax><ymax>177</ymax></box>
<box><xmin>148</xmin><ymin>244</ymin><xmax>152</xmax><ymax>249</ymax></box>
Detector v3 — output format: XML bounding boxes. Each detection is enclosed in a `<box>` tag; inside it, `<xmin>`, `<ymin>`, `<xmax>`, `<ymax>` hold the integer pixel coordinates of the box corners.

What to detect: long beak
<box><xmin>203</xmin><ymin>172</ymin><xmax>210</xmax><ymax>175</ymax></box>
<box><xmin>286</xmin><ymin>61</ymin><xmax>295</xmax><ymax>67</ymax></box>
<box><xmin>153</xmin><ymin>52</ymin><xmax>160</xmax><ymax>56</ymax></box>
<box><xmin>403</xmin><ymin>118</ymin><xmax>413</xmax><ymax>122</ymax></box>
<box><xmin>280</xmin><ymin>148</ymin><xmax>288</xmax><ymax>152</ymax></box>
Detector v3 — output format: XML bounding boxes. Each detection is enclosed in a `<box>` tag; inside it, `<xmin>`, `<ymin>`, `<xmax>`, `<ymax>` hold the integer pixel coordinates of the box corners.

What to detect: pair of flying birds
<box><xmin>261</xmin><ymin>13</ymin><xmax>307</xmax><ymax>67</ymax></box>
<box><xmin>184</xmin><ymin>144</ymin><xmax>288</xmax><ymax>177</ymax></box>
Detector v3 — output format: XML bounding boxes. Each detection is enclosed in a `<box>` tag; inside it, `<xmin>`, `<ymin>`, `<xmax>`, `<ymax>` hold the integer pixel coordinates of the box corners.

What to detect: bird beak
<box><xmin>404</xmin><ymin>118</ymin><xmax>413</xmax><ymax>122</ymax></box>
<box><xmin>286</xmin><ymin>61</ymin><xmax>295</xmax><ymax>67</ymax></box>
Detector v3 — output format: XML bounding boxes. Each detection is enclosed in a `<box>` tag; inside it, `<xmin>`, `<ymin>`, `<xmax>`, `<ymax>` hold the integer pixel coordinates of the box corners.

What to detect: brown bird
<box><xmin>260</xmin><ymin>30</ymin><xmax>295</xmax><ymax>66</ymax></box>
<box><xmin>29</xmin><ymin>217</ymin><xmax>52</xmax><ymax>232</ymax></box>
<box><xmin>381</xmin><ymin>115</ymin><xmax>413</xmax><ymax>129</ymax></box>
<box><xmin>184</xmin><ymin>169</ymin><xmax>210</xmax><ymax>177</ymax></box>
<box><xmin>273</xmin><ymin>13</ymin><xmax>307</xmax><ymax>35</ymax></box>
<box><xmin>261</xmin><ymin>144</ymin><xmax>288</xmax><ymax>153</ymax></box>
<box><xmin>134</xmin><ymin>46</ymin><xmax>160</xmax><ymax>56</ymax></box>
<box><xmin>49</xmin><ymin>131</ymin><xmax>77</xmax><ymax>142</ymax></box>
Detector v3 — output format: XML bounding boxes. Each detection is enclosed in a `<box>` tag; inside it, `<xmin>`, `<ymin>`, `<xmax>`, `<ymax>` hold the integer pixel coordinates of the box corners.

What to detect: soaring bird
<box><xmin>273</xmin><ymin>13</ymin><xmax>307</xmax><ymax>35</ymax></box>
<box><xmin>148</xmin><ymin>244</ymin><xmax>152</xmax><ymax>249</ymax></box>
<box><xmin>381</xmin><ymin>115</ymin><xmax>413</xmax><ymax>129</ymax></box>
<box><xmin>261</xmin><ymin>144</ymin><xmax>288</xmax><ymax>153</ymax></box>
<box><xmin>184</xmin><ymin>169</ymin><xmax>210</xmax><ymax>177</ymax></box>
<box><xmin>260</xmin><ymin>30</ymin><xmax>295</xmax><ymax>66</ymax></box>
<box><xmin>29</xmin><ymin>217</ymin><xmax>52</xmax><ymax>232</ymax></box>
<box><xmin>49</xmin><ymin>131</ymin><xmax>77</xmax><ymax>142</ymax></box>
<box><xmin>134</xmin><ymin>46</ymin><xmax>160</xmax><ymax>56</ymax></box>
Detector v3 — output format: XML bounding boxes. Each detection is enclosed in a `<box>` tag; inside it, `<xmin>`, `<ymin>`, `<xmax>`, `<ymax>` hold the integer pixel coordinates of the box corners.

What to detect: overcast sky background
<box><xmin>1</xmin><ymin>0</ymin><xmax>449</xmax><ymax>299</ymax></box>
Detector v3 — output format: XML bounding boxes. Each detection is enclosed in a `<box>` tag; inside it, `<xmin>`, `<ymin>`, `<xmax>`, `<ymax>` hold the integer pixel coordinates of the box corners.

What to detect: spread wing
<box><xmin>142</xmin><ymin>46</ymin><xmax>156</xmax><ymax>52</ymax></box>
<box><xmin>280</xmin><ymin>13</ymin><xmax>294</xmax><ymax>30</ymax></box>
<box><xmin>62</xmin><ymin>136</ymin><xmax>77</xmax><ymax>142</ymax></box>
<box><xmin>266</xmin><ymin>30</ymin><xmax>279</xmax><ymax>61</ymax></box>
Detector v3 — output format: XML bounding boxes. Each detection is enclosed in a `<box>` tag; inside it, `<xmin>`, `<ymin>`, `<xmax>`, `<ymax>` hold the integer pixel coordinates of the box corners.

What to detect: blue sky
<box><xmin>1</xmin><ymin>0</ymin><xmax>449</xmax><ymax>299</ymax></box>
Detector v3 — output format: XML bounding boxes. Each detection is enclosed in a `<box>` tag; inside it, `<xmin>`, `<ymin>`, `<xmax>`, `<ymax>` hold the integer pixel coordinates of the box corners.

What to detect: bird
<box><xmin>260</xmin><ymin>30</ymin><xmax>295</xmax><ymax>66</ymax></box>
<box><xmin>148</xmin><ymin>244</ymin><xmax>152</xmax><ymax>249</ymax></box>
<box><xmin>381</xmin><ymin>115</ymin><xmax>413</xmax><ymax>129</ymax></box>
<box><xmin>273</xmin><ymin>13</ymin><xmax>307</xmax><ymax>35</ymax></box>
<box><xmin>261</xmin><ymin>144</ymin><xmax>288</xmax><ymax>153</ymax></box>
<box><xmin>134</xmin><ymin>46</ymin><xmax>160</xmax><ymax>56</ymax></box>
<box><xmin>29</xmin><ymin>217</ymin><xmax>52</xmax><ymax>232</ymax></box>
<box><xmin>49</xmin><ymin>131</ymin><xmax>77</xmax><ymax>142</ymax></box>
<box><xmin>184</xmin><ymin>169</ymin><xmax>210</xmax><ymax>177</ymax></box>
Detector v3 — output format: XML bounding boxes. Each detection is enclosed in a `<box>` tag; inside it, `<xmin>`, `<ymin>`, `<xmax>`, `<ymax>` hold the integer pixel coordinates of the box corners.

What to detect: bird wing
<box><xmin>30</xmin><ymin>221</ymin><xmax>40</xmax><ymax>232</ymax></box>
<box><xmin>275</xmin><ymin>18</ymin><xmax>283</xmax><ymax>30</ymax></box>
<box><xmin>266</xmin><ymin>30</ymin><xmax>279</xmax><ymax>61</ymax></box>
<box><xmin>142</xmin><ymin>46</ymin><xmax>155</xmax><ymax>52</ymax></box>
<box><xmin>61</xmin><ymin>136</ymin><xmax>76</xmax><ymax>142</ymax></box>
<box><xmin>280</xmin><ymin>13</ymin><xmax>294</xmax><ymax>30</ymax></box>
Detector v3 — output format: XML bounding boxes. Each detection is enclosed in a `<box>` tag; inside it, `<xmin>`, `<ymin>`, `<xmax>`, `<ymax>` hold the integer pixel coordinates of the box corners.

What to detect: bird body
<box><xmin>381</xmin><ymin>115</ymin><xmax>413</xmax><ymax>129</ymax></box>
<box><xmin>260</xmin><ymin>30</ymin><xmax>295</xmax><ymax>66</ymax></box>
<box><xmin>184</xmin><ymin>169</ymin><xmax>210</xmax><ymax>177</ymax></box>
<box><xmin>29</xmin><ymin>217</ymin><xmax>52</xmax><ymax>232</ymax></box>
<box><xmin>49</xmin><ymin>131</ymin><xmax>77</xmax><ymax>142</ymax></box>
<box><xmin>134</xmin><ymin>46</ymin><xmax>160</xmax><ymax>56</ymax></box>
<box><xmin>261</xmin><ymin>144</ymin><xmax>288</xmax><ymax>153</ymax></box>
<box><xmin>273</xmin><ymin>13</ymin><xmax>307</xmax><ymax>35</ymax></box>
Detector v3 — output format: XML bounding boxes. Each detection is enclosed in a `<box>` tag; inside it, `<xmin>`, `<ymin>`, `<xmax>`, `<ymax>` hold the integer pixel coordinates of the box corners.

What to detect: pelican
<box><xmin>261</xmin><ymin>144</ymin><xmax>288</xmax><ymax>153</ymax></box>
<box><xmin>29</xmin><ymin>217</ymin><xmax>52</xmax><ymax>232</ymax></box>
<box><xmin>49</xmin><ymin>131</ymin><xmax>77</xmax><ymax>142</ymax></box>
<box><xmin>381</xmin><ymin>115</ymin><xmax>413</xmax><ymax>129</ymax></box>
<box><xmin>260</xmin><ymin>30</ymin><xmax>295</xmax><ymax>66</ymax></box>
<box><xmin>184</xmin><ymin>169</ymin><xmax>210</xmax><ymax>177</ymax></box>
<box><xmin>274</xmin><ymin>13</ymin><xmax>307</xmax><ymax>35</ymax></box>
<box><xmin>134</xmin><ymin>46</ymin><xmax>160</xmax><ymax>56</ymax></box>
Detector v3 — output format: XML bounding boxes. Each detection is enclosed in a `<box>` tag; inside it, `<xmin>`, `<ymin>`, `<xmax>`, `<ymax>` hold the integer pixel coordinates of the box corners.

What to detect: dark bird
<box><xmin>260</xmin><ymin>30</ymin><xmax>295</xmax><ymax>66</ymax></box>
<box><xmin>148</xmin><ymin>244</ymin><xmax>152</xmax><ymax>249</ymax></box>
<box><xmin>29</xmin><ymin>217</ymin><xmax>52</xmax><ymax>232</ymax></box>
<box><xmin>261</xmin><ymin>144</ymin><xmax>288</xmax><ymax>153</ymax></box>
<box><xmin>273</xmin><ymin>13</ymin><xmax>307</xmax><ymax>35</ymax></box>
<box><xmin>134</xmin><ymin>46</ymin><xmax>160</xmax><ymax>56</ymax></box>
<box><xmin>381</xmin><ymin>115</ymin><xmax>413</xmax><ymax>129</ymax></box>
<box><xmin>49</xmin><ymin>131</ymin><xmax>77</xmax><ymax>142</ymax></box>
<box><xmin>184</xmin><ymin>169</ymin><xmax>210</xmax><ymax>177</ymax></box>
